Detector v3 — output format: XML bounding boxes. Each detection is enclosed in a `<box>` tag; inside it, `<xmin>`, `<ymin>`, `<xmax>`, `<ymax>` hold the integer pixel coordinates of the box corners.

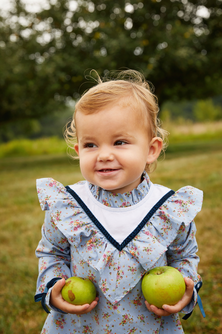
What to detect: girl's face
<box><xmin>74</xmin><ymin>103</ymin><xmax>162</xmax><ymax>193</ymax></box>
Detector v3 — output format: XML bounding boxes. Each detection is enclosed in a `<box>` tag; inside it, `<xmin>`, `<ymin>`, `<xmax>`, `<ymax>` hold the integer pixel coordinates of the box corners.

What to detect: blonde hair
<box><xmin>65</xmin><ymin>69</ymin><xmax>168</xmax><ymax>172</ymax></box>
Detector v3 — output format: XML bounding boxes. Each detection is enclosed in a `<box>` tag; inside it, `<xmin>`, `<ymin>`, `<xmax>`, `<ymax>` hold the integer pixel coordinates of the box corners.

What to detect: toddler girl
<box><xmin>35</xmin><ymin>70</ymin><xmax>204</xmax><ymax>333</ymax></box>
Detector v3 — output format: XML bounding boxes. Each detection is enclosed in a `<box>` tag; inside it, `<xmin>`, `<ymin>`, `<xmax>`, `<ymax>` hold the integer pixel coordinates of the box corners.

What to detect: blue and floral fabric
<box><xmin>35</xmin><ymin>174</ymin><xmax>203</xmax><ymax>333</ymax></box>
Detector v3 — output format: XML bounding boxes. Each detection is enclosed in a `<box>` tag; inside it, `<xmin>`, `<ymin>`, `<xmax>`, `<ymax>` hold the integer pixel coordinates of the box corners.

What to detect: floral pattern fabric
<box><xmin>35</xmin><ymin>175</ymin><xmax>203</xmax><ymax>334</ymax></box>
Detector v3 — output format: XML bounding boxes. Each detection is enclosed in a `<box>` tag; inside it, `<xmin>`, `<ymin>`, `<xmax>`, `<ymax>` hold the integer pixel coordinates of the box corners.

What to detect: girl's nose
<box><xmin>97</xmin><ymin>147</ymin><xmax>114</xmax><ymax>162</ymax></box>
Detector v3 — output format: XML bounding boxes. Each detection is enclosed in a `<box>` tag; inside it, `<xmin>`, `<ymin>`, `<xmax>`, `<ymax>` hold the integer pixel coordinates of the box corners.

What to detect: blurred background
<box><xmin>0</xmin><ymin>0</ymin><xmax>221</xmax><ymax>333</ymax></box>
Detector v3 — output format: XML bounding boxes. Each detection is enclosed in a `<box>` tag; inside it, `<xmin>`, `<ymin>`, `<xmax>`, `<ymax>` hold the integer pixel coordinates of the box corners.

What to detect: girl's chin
<box><xmin>88</xmin><ymin>173</ymin><xmax>142</xmax><ymax>194</ymax></box>
<box><xmin>98</xmin><ymin>183</ymin><xmax>139</xmax><ymax>194</ymax></box>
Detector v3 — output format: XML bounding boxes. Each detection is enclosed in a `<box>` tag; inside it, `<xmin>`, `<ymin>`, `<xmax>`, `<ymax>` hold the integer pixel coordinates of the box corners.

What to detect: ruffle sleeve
<box><xmin>37</xmin><ymin>178</ymin><xmax>70</xmax><ymax>211</ymax></box>
<box><xmin>36</xmin><ymin>179</ymin><xmax>203</xmax><ymax>305</ymax></box>
<box><xmin>147</xmin><ymin>185</ymin><xmax>203</xmax><ymax>248</ymax></box>
<box><xmin>123</xmin><ymin>185</ymin><xmax>203</xmax><ymax>275</ymax></box>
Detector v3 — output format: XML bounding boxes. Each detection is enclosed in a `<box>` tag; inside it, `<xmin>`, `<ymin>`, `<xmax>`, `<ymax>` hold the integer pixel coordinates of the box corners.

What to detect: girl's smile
<box><xmin>96</xmin><ymin>169</ymin><xmax>120</xmax><ymax>174</ymax></box>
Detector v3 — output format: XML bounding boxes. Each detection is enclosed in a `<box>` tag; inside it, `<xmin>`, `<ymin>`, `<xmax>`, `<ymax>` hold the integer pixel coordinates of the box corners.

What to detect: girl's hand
<box><xmin>50</xmin><ymin>278</ymin><xmax>99</xmax><ymax>315</ymax></box>
<box><xmin>145</xmin><ymin>277</ymin><xmax>194</xmax><ymax>317</ymax></box>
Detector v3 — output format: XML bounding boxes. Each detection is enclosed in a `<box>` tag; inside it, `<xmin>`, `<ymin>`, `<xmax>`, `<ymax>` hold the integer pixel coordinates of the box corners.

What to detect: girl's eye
<box><xmin>114</xmin><ymin>140</ymin><xmax>127</xmax><ymax>146</ymax></box>
<box><xmin>84</xmin><ymin>143</ymin><xmax>97</xmax><ymax>148</ymax></box>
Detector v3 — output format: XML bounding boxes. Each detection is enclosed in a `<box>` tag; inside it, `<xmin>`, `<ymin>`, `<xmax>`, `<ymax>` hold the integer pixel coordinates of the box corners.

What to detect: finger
<box><xmin>150</xmin><ymin>305</ymin><xmax>171</xmax><ymax>317</ymax></box>
<box><xmin>66</xmin><ymin>302</ymin><xmax>98</xmax><ymax>315</ymax></box>
<box><xmin>64</xmin><ymin>302</ymin><xmax>91</xmax><ymax>314</ymax></box>
<box><xmin>144</xmin><ymin>300</ymin><xmax>152</xmax><ymax>312</ymax></box>
<box><xmin>50</xmin><ymin>278</ymin><xmax>66</xmax><ymax>307</ymax></box>
<box><xmin>184</xmin><ymin>277</ymin><xmax>194</xmax><ymax>291</ymax></box>
<box><xmin>162</xmin><ymin>303</ymin><xmax>183</xmax><ymax>314</ymax></box>
<box><xmin>53</xmin><ymin>278</ymin><xmax>66</xmax><ymax>296</ymax></box>
<box><xmin>82</xmin><ymin>300</ymin><xmax>98</xmax><ymax>313</ymax></box>
<box><xmin>62</xmin><ymin>298</ymin><xmax>99</xmax><ymax>315</ymax></box>
<box><xmin>145</xmin><ymin>301</ymin><xmax>170</xmax><ymax>317</ymax></box>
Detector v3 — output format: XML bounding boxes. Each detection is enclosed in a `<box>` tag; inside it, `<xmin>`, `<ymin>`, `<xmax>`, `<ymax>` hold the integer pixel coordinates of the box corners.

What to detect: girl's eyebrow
<box><xmin>80</xmin><ymin>135</ymin><xmax>95</xmax><ymax>141</ymax></box>
<box><xmin>80</xmin><ymin>132</ymin><xmax>136</xmax><ymax>142</ymax></box>
<box><xmin>114</xmin><ymin>132</ymin><xmax>135</xmax><ymax>140</ymax></box>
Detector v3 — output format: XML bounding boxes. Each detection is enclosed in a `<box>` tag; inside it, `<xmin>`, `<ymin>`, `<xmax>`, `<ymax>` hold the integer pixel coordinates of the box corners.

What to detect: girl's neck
<box><xmin>88</xmin><ymin>172</ymin><xmax>151</xmax><ymax>208</ymax></box>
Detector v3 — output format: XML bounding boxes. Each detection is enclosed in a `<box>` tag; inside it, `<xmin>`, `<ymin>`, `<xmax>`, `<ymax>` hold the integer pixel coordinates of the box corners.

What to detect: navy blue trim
<box><xmin>35</xmin><ymin>277</ymin><xmax>63</xmax><ymax>314</ymax></box>
<box><xmin>65</xmin><ymin>186</ymin><xmax>175</xmax><ymax>251</ymax></box>
<box><xmin>182</xmin><ymin>281</ymin><xmax>206</xmax><ymax>320</ymax></box>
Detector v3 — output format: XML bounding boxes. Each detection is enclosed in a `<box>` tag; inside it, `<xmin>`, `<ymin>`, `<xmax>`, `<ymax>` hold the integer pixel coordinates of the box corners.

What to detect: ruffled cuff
<box><xmin>182</xmin><ymin>281</ymin><xmax>206</xmax><ymax>319</ymax></box>
<box><xmin>180</xmin><ymin>287</ymin><xmax>197</xmax><ymax>316</ymax></box>
<box><xmin>46</xmin><ymin>287</ymin><xmax>67</xmax><ymax>314</ymax></box>
<box><xmin>35</xmin><ymin>278</ymin><xmax>66</xmax><ymax>314</ymax></box>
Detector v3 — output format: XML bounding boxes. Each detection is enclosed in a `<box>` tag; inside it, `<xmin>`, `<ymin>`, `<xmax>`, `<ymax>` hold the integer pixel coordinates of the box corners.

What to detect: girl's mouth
<box><xmin>97</xmin><ymin>168</ymin><xmax>120</xmax><ymax>175</ymax></box>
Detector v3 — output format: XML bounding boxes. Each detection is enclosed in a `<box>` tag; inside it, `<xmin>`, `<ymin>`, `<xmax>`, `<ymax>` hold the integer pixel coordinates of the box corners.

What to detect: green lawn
<box><xmin>0</xmin><ymin>140</ymin><xmax>222</xmax><ymax>333</ymax></box>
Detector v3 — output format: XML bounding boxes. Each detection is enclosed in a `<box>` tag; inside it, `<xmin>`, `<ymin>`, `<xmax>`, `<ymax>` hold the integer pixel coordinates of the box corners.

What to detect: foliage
<box><xmin>161</xmin><ymin>97</ymin><xmax>222</xmax><ymax>122</ymax></box>
<box><xmin>0</xmin><ymin>136</ymin><xmax>68</xmax><ymax>158</ymax></box>
<box><xmin>161</xmin><ymin>100</ymin><xmax>197</xmax><ymax>121</ymax></box>
<box><xmin>0</xmin><ymin>107</ymin><xmax>73</xmax><ymax>142</ymax></box>
<box><xmin>194</xmin><ymin>99</ymin><xmax>222</xmax><ymax>121</ymax></box>
<box><xmin>0</xmin><ymin>0</ymin><xmax>222</xmax><ymax>124</ymax></box>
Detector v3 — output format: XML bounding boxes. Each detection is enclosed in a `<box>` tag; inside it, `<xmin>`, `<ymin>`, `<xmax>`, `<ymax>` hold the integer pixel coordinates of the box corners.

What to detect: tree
<box><xmin>0</xmin><ymin>0</ymin><xmax>222</xmax><ymax>124</ymax></box>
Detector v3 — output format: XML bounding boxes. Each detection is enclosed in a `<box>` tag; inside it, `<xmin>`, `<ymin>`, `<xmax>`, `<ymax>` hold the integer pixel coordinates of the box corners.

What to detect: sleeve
<box><xmin>167</xmin><ymin>220</ymin><xmax>205</xmax><ymax>318</ymax></box>
<box><xmin>34</xmin><ymin>210</ymin><xmax>72</xmax><ymax>313</ymax></box>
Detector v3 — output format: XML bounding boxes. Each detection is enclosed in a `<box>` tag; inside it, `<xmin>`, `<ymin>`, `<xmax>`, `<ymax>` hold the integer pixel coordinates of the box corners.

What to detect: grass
<box><xmin>0</xmin><ymin>126</ymin><xmax>222</xmax><ymax>333</ymax></box>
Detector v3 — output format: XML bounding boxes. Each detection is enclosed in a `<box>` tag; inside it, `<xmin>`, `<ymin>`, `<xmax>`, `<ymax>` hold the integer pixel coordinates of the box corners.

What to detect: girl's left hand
<box><xmin>145</xmin><ymin>277</ymin><xmax>194</xmax><ymax>317</ymax></box>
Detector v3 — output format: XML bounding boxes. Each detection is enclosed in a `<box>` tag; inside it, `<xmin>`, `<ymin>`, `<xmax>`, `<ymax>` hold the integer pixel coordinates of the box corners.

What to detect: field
<box><xmin>0</xmin><ymin>122</ymin><xmax>222</xmax><ymax>333</ymax></box>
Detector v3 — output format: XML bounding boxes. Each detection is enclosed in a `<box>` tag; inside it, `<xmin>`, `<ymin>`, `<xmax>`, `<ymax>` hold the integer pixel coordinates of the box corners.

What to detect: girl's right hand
<box><xmin>50</xmin><ymin>278</ymin><xmax>99</xmax><ymax>314</ymax></box>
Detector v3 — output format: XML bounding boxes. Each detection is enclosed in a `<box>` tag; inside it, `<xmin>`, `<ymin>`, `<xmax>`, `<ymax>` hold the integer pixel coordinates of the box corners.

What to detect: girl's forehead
<box><xmin>76</xmin><ymin>101</ymin><xmax>148</xmax><ymax>122</ymax></box>
<box><xmin>74</xmin><ymin>93</ymin><xmax>152</xmax><ymax>136</ymax></box>
<box><xmin>76</xmin><ymin>94</ymin><xmax>148</xmax><ymax>118</ymax></box>
<box><xmin>75</xmin><ymin>103</ymin><xmax>150</xmax><ymax>137</ymax></box>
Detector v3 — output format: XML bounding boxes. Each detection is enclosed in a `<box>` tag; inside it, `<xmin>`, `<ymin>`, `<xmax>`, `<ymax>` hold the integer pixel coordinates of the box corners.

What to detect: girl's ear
<box><xmin>146</xmin><ymin>137</ymin><xmax>163</xmax><ymax>164</ymax></box>
<box><xmin>74</xmin><ymin>143</ymin><xmax>79</xmax><ymax>156</ymax></box>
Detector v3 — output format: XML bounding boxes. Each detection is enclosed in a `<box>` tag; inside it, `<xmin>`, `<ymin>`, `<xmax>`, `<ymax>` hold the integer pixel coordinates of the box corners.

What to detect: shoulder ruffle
<box><xmin>36</xmin><ymin>179</ymin><xmax>203</xmax><ymax>304</ymax></box>
<box><xmin>36</xmin><ymin>177</ymin><xmax>96</xmax><ymax>247</ymax></box>
<box><xmin>160</xmin><ymin>185</ymin><xmax>203</xmax><ymax>227</ymax></box>
<box><xmin>154</xmin><ymin>185</ymin><xmax>202</xmax><ymax>243</ymax></box>
<box><xmin>136</xmin><ymin>186</ymin><xmax>203</xmax><ymax>271</ymax></box>
<box><xmin>36</xmin><ymin>178</ymin><xmax>69</xmax><ymax>211</ymax></box>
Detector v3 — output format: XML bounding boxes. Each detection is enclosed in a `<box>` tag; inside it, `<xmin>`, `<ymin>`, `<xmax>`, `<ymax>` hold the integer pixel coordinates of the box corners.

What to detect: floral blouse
<box><xmin>35</xmin><ymin>173</ymin><xmax>203</xmax><ymax>334</ymax></box>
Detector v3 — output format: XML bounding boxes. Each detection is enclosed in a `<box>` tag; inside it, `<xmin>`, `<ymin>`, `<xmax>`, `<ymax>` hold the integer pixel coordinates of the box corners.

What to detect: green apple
<box><xmin>141</xmin><ymin>266</ymin><xmax>186</xmax><ymax>309</ymax></box>
<box><xmin>61</xmin><ymin>276</ymin><xmax>97</xmax><ymax>305</ymax></box>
